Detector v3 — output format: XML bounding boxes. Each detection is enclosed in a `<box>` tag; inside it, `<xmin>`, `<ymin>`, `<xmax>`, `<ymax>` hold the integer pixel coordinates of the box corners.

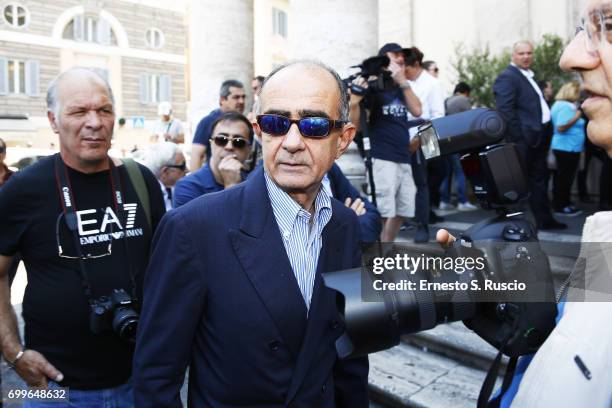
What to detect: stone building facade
<box><xmin>0</xmin><ymin>0</ymin><xmax>186</xmax><ymax>145</ymax></box>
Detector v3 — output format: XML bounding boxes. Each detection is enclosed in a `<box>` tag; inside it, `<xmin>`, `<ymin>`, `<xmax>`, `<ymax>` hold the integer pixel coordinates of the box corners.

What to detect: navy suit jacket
<box><xmin>133</xmin><ymin>167</ymin><xmax>369</xmax><ymax>407</ymax></box>
<box><xmin>493</xmin><ymin>65</ymin><xmax>544</xmax><ymax>146</ymax></box>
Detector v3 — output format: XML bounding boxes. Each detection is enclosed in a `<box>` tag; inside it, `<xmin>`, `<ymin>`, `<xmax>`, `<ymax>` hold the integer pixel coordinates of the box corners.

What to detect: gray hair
<box><xmin>256</xmin><ymin>60</ymin><xmax>349</xmax><ymax>121</ymax></box>
<box><xmin>145</xmin><ymin>142</ymin><xmax>182</xmax><ymax>177</ymax></box>
<box><xmin>512</xmin><ymin>40</ymin><xmax>534</xmax><ymax>52</ymax></box>
<box><xmin>220</xmin><ymin>79</ymin><xmax>244</xmax><ymax>98</ymax></box>
<box><xmin>46</xmin><ymin>67</ymin><xmax>115</xmax><ymax>119</ymax></box>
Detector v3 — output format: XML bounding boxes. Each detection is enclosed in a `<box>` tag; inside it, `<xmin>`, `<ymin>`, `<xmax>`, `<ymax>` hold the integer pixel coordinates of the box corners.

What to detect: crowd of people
<box><xmin>0</xmin><ymin>0</ymin><xmax>612</xmax><ymax>406</ymax></box>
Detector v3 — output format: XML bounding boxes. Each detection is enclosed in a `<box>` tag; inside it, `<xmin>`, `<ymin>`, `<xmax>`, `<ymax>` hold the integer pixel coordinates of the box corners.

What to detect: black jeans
<box><xmin>552</xmin><ymin>150</ymin><xmax>580</xmax><ymax>210</ymax></box>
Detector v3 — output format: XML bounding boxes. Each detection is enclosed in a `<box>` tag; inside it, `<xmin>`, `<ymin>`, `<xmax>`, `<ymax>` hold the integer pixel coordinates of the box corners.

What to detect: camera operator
<box><xmin>349</xmin><ymin>42</ymin><xmax>422</xmax><ymax>243</ymax></box>
<box><xmin>0</xmin><ymin>68</ymin><xmax>165</xmax><ymax>407</ymax></box>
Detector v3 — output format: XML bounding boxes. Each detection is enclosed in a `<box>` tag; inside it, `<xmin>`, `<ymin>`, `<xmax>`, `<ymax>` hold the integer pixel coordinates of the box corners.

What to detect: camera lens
<box><xmin>112</xmin><ymin>307</ymin><xmax>139</xmax><ymax>343</ymax></box>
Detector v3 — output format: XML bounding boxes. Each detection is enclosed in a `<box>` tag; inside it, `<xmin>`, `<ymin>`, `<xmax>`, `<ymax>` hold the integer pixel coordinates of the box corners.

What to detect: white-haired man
<box><xmin>145</xmin><ymin>142</ymin><xmax>187</xmax><ymax>211</ymax></box>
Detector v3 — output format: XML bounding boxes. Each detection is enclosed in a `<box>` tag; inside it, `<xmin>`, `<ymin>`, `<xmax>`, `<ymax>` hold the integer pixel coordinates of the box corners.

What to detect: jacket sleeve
<box><xmin>133</xmin><ymin>209</ymin><xmax>207</xmax><ymax>408</ymax></box>
<box><xmin>332</xmin><ymin>216</ymin><xmax>369</xmax><ymax>407</ymax></box>
<box><xmin>493</xmin><ymin>70</ymin><xmax>522</xmax><ymax>142</ymax></box>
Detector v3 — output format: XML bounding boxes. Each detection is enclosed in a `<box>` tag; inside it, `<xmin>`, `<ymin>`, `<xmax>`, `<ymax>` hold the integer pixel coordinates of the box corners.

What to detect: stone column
<box><xmin>187</xmin><ymin>0</ymin><xmax>254</xmax><ymax>124</ymax></box>
<box><xmin>289</xmin><ymin>0</ymin><xmax>378</xmax><ymax>79</ymax></box>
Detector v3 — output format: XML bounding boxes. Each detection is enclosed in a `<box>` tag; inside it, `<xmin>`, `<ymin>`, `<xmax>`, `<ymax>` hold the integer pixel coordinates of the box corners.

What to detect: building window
<box><xmin>272</xmin><ymin>8</ymin><xmax>287</xmax><ymax>38</ymax></box>
<box><xmin>139</xmin><ymin>73</ymin><xmax>171</xmax><ymax>104</ymax></box>
<box><xmin>3</xmin><ymin>3</ymin><xmax>29</xmax><ymax>28</ymax></box>
<box><xmin>145</xmin><ymin>28</ymin><xmax>164</xmax><ymax>49</ymax></box>
<box><xmin>0</xmin><ymin>58</ymin><xmax>39</xmax><ymax>96</ymax></box>
<box><xmin>63</xmin><ymin>14</ymin><xmax>116</xmax><ymax>45</ymax></box>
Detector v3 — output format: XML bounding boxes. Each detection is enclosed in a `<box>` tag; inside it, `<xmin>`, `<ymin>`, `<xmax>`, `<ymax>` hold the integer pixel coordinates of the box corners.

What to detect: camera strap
<box><xmin>476</xmin><ymin>323</ymin><xmax>519</xmax><ymax>408</ymax></box>
<box><xmin>54</xmin><ymin>154</ymin><xmax>138</xmax><ymax>304</ymax></box>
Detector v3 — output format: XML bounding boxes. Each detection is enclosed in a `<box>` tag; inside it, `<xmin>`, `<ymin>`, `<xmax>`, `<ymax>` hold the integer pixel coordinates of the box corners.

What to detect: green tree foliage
<box><xmin>452</xmin><ymin>34</ymin><xmax>574</xmax><ymax>108</ymax></box>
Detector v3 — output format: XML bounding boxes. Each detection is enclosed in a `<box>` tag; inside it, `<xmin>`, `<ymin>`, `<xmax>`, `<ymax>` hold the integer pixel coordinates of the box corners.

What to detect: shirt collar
<box><xmin>264</xmin><ymin>170</ymin><xmax>332</xmax><ymax>236</ymax></box>
<box><xmin>511</xmin><ymin>62</ymin><xmax>534</xmax><ymax>78</ymax></box>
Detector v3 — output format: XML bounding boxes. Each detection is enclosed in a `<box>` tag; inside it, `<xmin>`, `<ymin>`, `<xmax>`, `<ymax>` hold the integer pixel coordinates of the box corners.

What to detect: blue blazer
<box><xmin>133</xmin><ymin>167</ymin><xmax>369</xmax><ymax>407</ymax></box>
<box><xmin>493</xmin><ymin>65</ymin><xmax>544</xmax><ymax>146</ymax></box>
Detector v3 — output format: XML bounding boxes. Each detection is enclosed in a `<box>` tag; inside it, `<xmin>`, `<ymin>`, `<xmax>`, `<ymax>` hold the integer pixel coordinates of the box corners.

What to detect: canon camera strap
<box><xmin>54</xmin><ymin>154</ymin><xmax>138</xmax><ymax>304</ymax></box>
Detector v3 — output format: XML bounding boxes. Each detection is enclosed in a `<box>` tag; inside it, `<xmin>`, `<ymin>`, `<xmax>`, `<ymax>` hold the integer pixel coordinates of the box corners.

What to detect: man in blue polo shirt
<box><xmin>190</xmin><ymin>80</ymin><xmax>246</xmax><ymax>171</ymax></box>
<box><xmin>175</xmin><ymin>112</ymin><xmax>252</xmax><ymax>207</ymax></box>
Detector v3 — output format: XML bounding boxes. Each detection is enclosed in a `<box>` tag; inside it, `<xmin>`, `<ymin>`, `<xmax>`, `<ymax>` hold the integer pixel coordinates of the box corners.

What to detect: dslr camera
<box><xmin>90</xmin><ymin>288</ymin><xmax>139</xmax><ymax>343</ymax></box>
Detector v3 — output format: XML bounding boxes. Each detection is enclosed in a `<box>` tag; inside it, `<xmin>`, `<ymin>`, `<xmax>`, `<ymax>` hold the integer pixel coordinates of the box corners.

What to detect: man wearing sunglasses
<box><xmin>134</xmin><ymin>61</ymin><xmax>369</xmax><ymax>407</ymax></box>
<box><xmin>145</xmin><ymin>141</ymin><xmax>187</xmax><ymax>211</ymax></box>
<box><xmin>191</xmin><ymin>80</ymin><xmax>247</xmax><ymax>171</ymax></box>
<box><xmin>174</xmin><ymin>112</ymin><xmax>252</xmax><ymax>207</ymax></box>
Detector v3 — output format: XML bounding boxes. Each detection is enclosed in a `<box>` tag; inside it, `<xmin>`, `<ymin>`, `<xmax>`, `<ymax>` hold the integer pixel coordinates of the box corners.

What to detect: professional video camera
<box><xmin>324</xmin><ymin>109</ymin><xmax>558</xmax><ymax>406</ymax></box>
<box><xmin>344</xmin><ymin>55</ymin><xmax>395</xmax><ymax>97</ymax></box>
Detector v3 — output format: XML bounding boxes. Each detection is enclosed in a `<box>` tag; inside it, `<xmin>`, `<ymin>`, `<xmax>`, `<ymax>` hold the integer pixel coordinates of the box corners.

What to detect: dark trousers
<box><xmin>411</xmin><ymin>150</ymin><xmax>429</xmax><ymax>227</ymax></box>
<box><xmin>514</xmin><ymin>129</ymin><xmax>555</xmax><ymax>226</ymax></box>
<box><xmin>601</xmin><ymin>155</ymin><xmax>612</xmax><ymax>210</ymax></box>
<box><xmin>552</xmin><ymin>150</ymin><xmax>580</xmax><ymax>210</ymax></box>
<box><xmin>427</xmin><ymin>156</ymin><xmax>448</xmax><ymax>208</ymax></box>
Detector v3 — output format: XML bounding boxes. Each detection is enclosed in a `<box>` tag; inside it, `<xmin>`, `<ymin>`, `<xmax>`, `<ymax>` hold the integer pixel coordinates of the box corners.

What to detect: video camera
<box><xmin>344</xmin><ymin>55</ymin><xmax>395</xmax><ymax>97</ymax></box>
<box><xmin>324</xmin><ymin>109</ymin><xmax>558</xmax><ymax>405</ymax></box>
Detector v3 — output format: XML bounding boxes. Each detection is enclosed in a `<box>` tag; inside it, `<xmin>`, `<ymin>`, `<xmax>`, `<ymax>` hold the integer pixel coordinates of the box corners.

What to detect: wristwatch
<box><xmin>400</xmin><ymin>81</ymin><xmax>412</xmax><ymax>90</ymax></box>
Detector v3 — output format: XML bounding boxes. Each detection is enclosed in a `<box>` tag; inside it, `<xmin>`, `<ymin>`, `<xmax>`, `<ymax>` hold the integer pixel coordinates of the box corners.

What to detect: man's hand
<box><xmin>344</xmin><ymin>197</ymin><xmax>366</xmax><ymax>216</ymax></box>
<box><xmin>389</xmin><ymin>61</ymin><xmax>407</xmax><ymax>85</ymax></box>
<box><xmin>436</xmin><ymin>229</ymin><xmax>456</xmax><ymax>247</ymax></box>
<box><xmin>349</xmin><ymin>77</ymin><xmax>369</xmax><ymax>105</ymax></box>
<box><xmin>218</xmin><ymin>155</ymin><xmax>243</xmax><ymax>188</ymax></box>
<box><xmin>409</xmin><ymin>137</ymin><xmax>421</xmax><ymax>153</ymax></box>
<box><xmin>14</xmin><ymin>349</ymin><xmax>63</xmax><ymax>387</ymax></box>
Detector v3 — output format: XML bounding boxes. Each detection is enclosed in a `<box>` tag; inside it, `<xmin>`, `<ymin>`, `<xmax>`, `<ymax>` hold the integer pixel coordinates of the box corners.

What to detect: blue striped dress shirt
<box><xmin>264</xmin><ymin>171</ymin><xmax>332</xmax><ymax>310</ymax></box>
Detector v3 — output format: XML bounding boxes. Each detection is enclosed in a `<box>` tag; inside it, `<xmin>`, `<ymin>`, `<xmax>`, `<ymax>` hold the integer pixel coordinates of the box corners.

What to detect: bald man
<box><xmin>493</xmin><ymin>41</ymin><xmax>566</xmax><ymax>231</ymax></box>
<box><xmin>134</xmin><ymin>61</ymin><xmax>369</xmax><ymax>407</ymax></box>
<box><xmin>0</xmin><ymin>68</ymin><xmax>165</xmax><ymax>407</ymax></box>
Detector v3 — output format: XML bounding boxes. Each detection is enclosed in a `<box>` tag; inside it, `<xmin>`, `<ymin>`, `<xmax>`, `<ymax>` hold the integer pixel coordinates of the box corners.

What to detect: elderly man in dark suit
<box><xmin>133</xmin><ymin>61</ymin><xmax>369</xmax><ymax>407</ymax></box>
<box><xmin>493</xmin><ymin>41</ymin><xmax>566</xmax><ymax>230</ymax></box>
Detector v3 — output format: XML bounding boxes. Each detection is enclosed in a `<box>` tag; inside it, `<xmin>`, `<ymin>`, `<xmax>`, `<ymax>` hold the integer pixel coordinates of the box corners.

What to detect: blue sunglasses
<box><xmin>256</xmin><ymin>114</ymin><xmax>347</xmax><ymax>138</ymax></box>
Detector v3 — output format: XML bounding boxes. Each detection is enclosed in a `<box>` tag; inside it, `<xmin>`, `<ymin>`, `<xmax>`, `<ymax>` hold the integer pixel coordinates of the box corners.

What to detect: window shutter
<box><xmin>73</xmin><ymin>14</ymin><xmax>85</xmax><ymax>41</ymax></box>
<box><xmin>25</xmin><ymin>60</ymin><xmax>39</xmax><ymax>96</ymax></box>
<box><xmin>139</xmin><ymin>73</ymin><xmax>150</xmax><ymax>104</ymax></box>
<box><xmin>97</xmin><ymin>18</ymin><xmax>111</xmax><ymax>45</ymax></box>
<box><xmin>0</xmin><ymin>57</ymin><xmax>7</xmax><ymax>95</ymax></box>
<box><xmin>159</xmin><ymin>74</ymin><xmax>171</xmax><ymax>102</ymax></box>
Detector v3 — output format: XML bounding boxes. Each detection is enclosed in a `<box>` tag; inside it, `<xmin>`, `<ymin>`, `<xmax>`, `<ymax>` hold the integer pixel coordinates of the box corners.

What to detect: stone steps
<box><xmin>368</xmin><ymin>341</ymin><xmax>496</xmax><ymax>408</ymax></box>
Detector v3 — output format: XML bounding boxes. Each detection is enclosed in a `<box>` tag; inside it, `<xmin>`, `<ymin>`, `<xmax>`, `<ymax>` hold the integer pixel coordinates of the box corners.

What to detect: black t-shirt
<box><xmin>0</xmin><ymin>154</ymin><xmax>165</xmax><ymax>389</ymax></box>
<box><xmin>366</xmin><ymin>87</ymin><xmax>414</xmax><ymax>163</ymax></box>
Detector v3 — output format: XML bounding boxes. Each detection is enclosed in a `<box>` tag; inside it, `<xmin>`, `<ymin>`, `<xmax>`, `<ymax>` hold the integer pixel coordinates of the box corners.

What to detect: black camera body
<box><xmin>90</xmin><ymin>288</ymin><xmax>139</xmax><ymax>343</ymax></box>
<box><xmin>345</xmin><ymin>55</ymin><xmax>395</xmax><ymax>96</ymax></box>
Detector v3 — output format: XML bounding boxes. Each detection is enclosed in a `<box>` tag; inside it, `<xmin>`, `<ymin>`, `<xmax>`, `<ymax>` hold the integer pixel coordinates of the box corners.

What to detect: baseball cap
<box><xmin>158</xmin><ymin>101</ymin><xmax>172</xmax><ymax>116</ymax></box>
<box><xmin>378</xmin><ymin>42</ymin><xmax>403</xmax><ymax>56</ymax></box>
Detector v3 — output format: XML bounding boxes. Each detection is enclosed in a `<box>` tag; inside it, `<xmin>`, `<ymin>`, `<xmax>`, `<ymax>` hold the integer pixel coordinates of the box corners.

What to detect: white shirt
<box><xmin>154</xmin><ymin>118</ymin><xmax>185</xmax><ymax>142</ymax></box>
<box><xmin>407</xmin><ymin>70</ymin><xmax>445</xmax><ymax>138</ymax></box>
<box><xmin>511</xmin><ymin>63</ymin><xmax>551</xmax><ymax>124</ymax></box>
<box><xmin>158</xmin><ymin>180</ymin><xmax>173</xmax><ymax>211</ymax></box>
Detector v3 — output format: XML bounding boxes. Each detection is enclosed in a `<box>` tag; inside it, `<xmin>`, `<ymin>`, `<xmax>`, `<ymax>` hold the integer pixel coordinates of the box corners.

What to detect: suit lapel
<box><xmin>285</xmin><ymin>213</ymin><xmax>348</xmax><ymax>404</ymax></box>
<box><xmin>229</xmin><ymin>168</ymin><xmax>307</xmax><ymax>358</ymax></box>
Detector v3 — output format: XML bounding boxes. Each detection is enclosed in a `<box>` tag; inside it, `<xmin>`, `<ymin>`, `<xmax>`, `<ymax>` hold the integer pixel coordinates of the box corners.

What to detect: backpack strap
<box><xmin>121</xmin><ymin>158</ymin><xmax>152</xmax><ymax>230</ymax></box>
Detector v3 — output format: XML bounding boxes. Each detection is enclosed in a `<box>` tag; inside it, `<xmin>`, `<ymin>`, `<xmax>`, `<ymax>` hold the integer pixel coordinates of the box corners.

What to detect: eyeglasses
<box><xmin>56</xmin><ymin>213</ymin><xmax>112</xmax><ymax>259</ymax></box>
<box><xmin>576</xmin><ymin>9</ymin><xmax>612</xmax><ymax>52</ymax></box>
<box><xmin>0</xmin><ymin>146</ymin><xmax>5</xmax><ymax>154</ymax></box>
<box><xmin>165</xmin><ymin>162</ymin><xmax>187</xmax><ymax>171</ymax></box>
<box><xmin>256</xmin><ymin>114</ymin><xmax>347</xmax><ymax>138</ymax></box>
<box><xmin>212</xmin><ymin>135</ymin><xmax>250</xmax><ymax>149</ymax></box>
